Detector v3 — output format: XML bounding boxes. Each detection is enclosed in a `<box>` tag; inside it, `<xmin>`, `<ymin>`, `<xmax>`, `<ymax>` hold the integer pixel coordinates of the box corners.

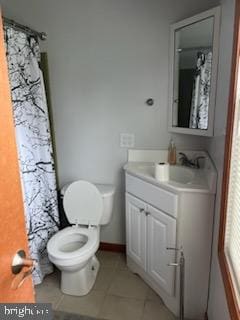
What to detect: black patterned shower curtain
<box><xmin>189</xmin><ymin>51</ymin><xmax>212</xmax><ymax>130</ymax></box>
<box><xmin>4</xmin><ymin>26</ymin><xmax>59</xmax><ymax>284</ymax></box>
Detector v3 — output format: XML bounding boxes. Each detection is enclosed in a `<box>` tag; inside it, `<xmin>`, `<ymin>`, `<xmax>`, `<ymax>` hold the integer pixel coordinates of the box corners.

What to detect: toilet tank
<box><xmin>61</xmin><ymin>182</ymin><xmax>115</xmax><ymax>226</ymax></box>
<box><xmin>94</xmin><ymin>184</ymin><xmax>115</xmax><ymax>225</ymax></box>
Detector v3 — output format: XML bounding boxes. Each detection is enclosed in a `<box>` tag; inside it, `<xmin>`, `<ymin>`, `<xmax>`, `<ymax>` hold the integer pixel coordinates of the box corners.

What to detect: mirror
<box><xmin>169</xmin><ymin>7</ymin><xmax>220</xmax><ymax>136</ymax></box>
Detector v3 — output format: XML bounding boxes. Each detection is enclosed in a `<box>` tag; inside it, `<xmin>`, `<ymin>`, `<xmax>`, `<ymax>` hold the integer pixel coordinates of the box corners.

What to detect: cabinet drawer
<box><xmin>126</xmin><ymin>173</ymin><xmax>178</xmax><ymax>218</ymax></box>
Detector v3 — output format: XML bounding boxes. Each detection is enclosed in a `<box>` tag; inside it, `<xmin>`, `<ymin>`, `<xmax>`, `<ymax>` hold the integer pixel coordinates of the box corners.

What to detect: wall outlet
<box><xmin>120</xmin><ymin>133</ymin><xmax>135</xmax><ymax>148</ymax></box>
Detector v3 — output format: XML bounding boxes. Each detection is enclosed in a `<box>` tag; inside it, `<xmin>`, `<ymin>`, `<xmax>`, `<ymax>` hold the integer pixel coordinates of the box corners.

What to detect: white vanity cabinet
<box><xmin>125</xmin><ymin>170</ymin><xmax>215</xmax><ymax>320</ymax></box>
<box><xmin>126</xmin><ymin>193</ymin><xmax>176</xmax><ymax>296</ymax></box>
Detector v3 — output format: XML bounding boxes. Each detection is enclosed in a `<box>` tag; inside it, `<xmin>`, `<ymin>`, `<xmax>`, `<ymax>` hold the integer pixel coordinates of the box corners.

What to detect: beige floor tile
<box><xmin>115</xmin><ymin>268</ymin><xmax>139</xmax><ymax>278</ymax></box>
<box><xmin>35</xmin><ymin>264</ymin><xmax>174</xmax><ymax>319</ymax></box>
<box><xmin>42</xmin><ymin>270</ymin><xmax>61</xmax><ymax>288</ymax></box>
<box><xmin>108</xmin><ymin>269</ymin><xmax>149</xmax><ymax>299</ymax></box>
<box><xmin>99</xmin><ymin>294</ymin><xmax>144</xmax><ymax>320</ymax></box>
<box><xmin>116</xmin><ymin>253</ymin><xmax>127</xmax><ymax>270</ymax></box>
<box><xmin>56</xmin><ymin>290</ymin><xmax>105</xmax><ymax>317</ymax></box>
<box><xmin>35</xmin><ymin>281</ymin><xmax>62</xmax><ymax>309</ymax></box>
<box><xmin>96</xmin><ymin>250</ymin><xmax>120</xmax><ymax>269</ymax></box>
<box><xmin>146</xmin><ymin>287</ymin><xmax>164</xmax><ymax>303</ymax></box>
<box><xmin>142</xmin><ymin>300</ymin><xmax>176</xmax><ymax>320</ymax></box>
<box><xmin>93</xmin><ymin>266</ymin><xmax>116</xmax><ymax>292</ymax></box>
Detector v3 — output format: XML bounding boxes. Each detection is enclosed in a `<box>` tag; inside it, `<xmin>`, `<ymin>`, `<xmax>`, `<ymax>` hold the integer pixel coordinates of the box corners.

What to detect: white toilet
<box><xmin>47</xmin><ymin>180</ymin><xmax>115</xmax><ymax>296</ymax></box>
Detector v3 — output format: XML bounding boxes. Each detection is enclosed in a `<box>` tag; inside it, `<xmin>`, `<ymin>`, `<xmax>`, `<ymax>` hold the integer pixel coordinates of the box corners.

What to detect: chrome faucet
<box><xmin>179</xmin><ymin>153</ymin><xmax>195</xmax><ymax>168</ymax></box>
<box><xmin>179</xmin><ymin>153</ymin><xmax>205</xmax><ymax>169</ymax></box>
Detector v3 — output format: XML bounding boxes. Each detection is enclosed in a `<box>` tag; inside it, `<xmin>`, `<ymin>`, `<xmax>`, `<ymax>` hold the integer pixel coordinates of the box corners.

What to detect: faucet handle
<box><xmin>195</xmin><ymin>156</ymin><xmax>205</xmax><ymax>160</ymax></box>
<box><xmin>194</xmin><ymin>156</ymin><xmax>205</xmax><ymax>169</ymax></box>
<box><xmin>178</xmin><ymin>152</ymin><xmax>187</xmax><ymax>158</ymax></box>
<box><xmin>178</xmin><ymin>153</ymin><xmax>188</xmax><ymax>165</ymax></box>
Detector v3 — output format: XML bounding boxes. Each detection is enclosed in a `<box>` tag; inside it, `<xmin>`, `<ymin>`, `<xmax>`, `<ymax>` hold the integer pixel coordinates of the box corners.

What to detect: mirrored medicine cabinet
<box><xmin>168</xmin><ymin>7</ymin><xmax>221</xmax><ymax>136</ymax></box>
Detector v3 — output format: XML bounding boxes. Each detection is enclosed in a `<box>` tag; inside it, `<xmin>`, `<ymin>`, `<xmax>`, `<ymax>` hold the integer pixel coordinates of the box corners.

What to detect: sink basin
<box><xmin>169</xmin><ymin>166</ymin><xmax>195</xmax><ymax>184</ymax></box>
<box><xmin>131</xmin><ymin>163</ymin><xmax>195</xmax><ymax>184</ymax></box>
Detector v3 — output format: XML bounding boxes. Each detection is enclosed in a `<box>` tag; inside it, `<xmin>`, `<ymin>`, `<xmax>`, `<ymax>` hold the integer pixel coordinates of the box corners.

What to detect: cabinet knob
<box><xmin>145</xmin><ymin>211</ymin><xmax>150</xmax><ymax>216</ymax></box>
<box><xmin>139</xmin><ymin>208</ymin><xmax>145</xmax><ymax>213</ymax></box>
<box><xmin>168</xmin><ymin>263</ymin><xmax>179</xmax><ymax>267</ymax></box>
<box><xmin>166</xmin><ymin>246</ymin><xmax>183</xmax><ymax>252</ymax></box>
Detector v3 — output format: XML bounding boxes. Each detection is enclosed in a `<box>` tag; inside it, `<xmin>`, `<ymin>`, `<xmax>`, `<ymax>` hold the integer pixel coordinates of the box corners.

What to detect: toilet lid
<box><xmin>63</xmin><ymin>180</ymin><xmax>103</xmax><ymax>225</ymax></box>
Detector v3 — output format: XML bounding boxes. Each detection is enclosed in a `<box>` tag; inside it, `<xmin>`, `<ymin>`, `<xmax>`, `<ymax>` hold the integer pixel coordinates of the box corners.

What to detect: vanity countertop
<box><xmin>124</xmin><ymin>161</ymin><xmax>216</xmax><ymax>194</ymax></box>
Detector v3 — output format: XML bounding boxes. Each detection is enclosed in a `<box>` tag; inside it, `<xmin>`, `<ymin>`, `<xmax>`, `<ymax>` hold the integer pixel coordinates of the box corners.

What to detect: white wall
<box><xmin>0</xmin><ymin>0</ymin><xmax>219</xmax><ymax>244</ymax></box>
<box><xmin>206</xmin><ymin>0</ymin><xmax>235</xmax><ymax>319</ymax></box>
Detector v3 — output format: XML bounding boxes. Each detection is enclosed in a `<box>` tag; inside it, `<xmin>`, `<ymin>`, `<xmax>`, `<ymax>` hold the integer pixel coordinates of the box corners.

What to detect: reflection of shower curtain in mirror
<box><xmin>189</xmin><ymin>51</ymin><xmax>212</xmax><ymax>129</ymax></box>
<box><xmin>4</xmin><ymin>26</ymin><xmax>59</xmax><ymax>285</ymax></box>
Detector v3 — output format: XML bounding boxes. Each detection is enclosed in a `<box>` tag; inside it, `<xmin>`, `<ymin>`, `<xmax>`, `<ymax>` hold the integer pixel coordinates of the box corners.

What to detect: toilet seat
<box><xmin>47</xmin><ymin>226</ymin><xmax>99</xmax><ymax>266</ymax></box>
<box><xmin>63</xmin><ymin>181</ymin><xmax>103</xmax><ymax>225</ymax></box>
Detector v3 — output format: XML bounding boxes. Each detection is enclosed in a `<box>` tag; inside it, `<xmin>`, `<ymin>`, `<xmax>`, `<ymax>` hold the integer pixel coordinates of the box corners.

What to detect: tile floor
<box><xmin>35</xmin><ymin>250</ymin><xmax>176</xmax><ymax>320</ymax></box>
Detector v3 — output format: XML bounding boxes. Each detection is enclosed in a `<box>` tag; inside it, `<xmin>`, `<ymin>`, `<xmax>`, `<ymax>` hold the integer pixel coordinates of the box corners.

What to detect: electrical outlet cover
<box><xmin>120</xmin><ymin>133</ymin><xmax>135</xmax><ymax>148</ymax></box>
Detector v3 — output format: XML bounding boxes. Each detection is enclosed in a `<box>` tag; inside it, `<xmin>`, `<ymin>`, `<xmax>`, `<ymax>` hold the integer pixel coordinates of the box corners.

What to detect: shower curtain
<box><xmin>189</xmin><ymin>51</ymin><xmax>212</xmax><ymax>129</ymax></box>
<box><xmin>4</xmin><ymin>26</ymin><xmax>59</xmax><ymax>285</ymax></box>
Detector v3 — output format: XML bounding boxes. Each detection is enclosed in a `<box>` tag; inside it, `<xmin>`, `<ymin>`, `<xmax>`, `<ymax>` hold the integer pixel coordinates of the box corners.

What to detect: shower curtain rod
<box><xmin>3</xmin><ymin>17</ymin><xmax>47</xmax><ymax>40</ymax></box>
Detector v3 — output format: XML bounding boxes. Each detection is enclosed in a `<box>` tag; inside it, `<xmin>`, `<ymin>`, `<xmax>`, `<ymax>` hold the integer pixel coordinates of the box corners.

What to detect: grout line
<box><xmin>108</xmin><ymin>293</ymin><xmax>146</xmax><ymax>302</ymax></box>
<box><xmin>96</xmin><ymin>291</ymin><xmax>107</xmax><ymax>318</ymax></box>
<box><xmin>53</xmin><ymin>294</ymin><xmax>64</xmax><ymax>310</ymax></box>
<box><xmin>140</xmin><ymin>297</ymin><xmax>146</xmax><ymax>320</ymax></box>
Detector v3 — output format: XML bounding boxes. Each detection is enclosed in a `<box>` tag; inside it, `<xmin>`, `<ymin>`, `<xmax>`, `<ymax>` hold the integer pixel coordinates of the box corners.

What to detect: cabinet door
<box><xmin>126</xmin><ymin>193</ymin><xmax>147</xmax><ymax>270</ymax></box>
<box><xmin>147</xmin><ymin>205</ymin><xmax>176</xmax><ymax>296</ymax></box>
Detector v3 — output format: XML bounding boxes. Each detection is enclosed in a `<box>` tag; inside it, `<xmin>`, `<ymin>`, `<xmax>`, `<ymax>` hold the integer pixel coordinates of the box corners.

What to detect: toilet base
<box><xmin>60</xmin><ymin>255</ymin><xmax>100</xmax><ymax>296</ymax></box>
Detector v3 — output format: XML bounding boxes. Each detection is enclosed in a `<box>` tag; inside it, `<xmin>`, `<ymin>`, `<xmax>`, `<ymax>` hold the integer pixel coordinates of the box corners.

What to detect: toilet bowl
<box><xmin>47</xmin><ymin>180</ymin><xmax>115</xmax><ymax>296</ymax></box>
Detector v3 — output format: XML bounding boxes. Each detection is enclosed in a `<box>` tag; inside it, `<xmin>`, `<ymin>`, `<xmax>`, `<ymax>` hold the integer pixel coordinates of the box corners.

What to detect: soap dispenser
<box><xmin>168</xmin><ymin>139</ymin><xmax>176</xmax><ymax>165</ymax></box>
